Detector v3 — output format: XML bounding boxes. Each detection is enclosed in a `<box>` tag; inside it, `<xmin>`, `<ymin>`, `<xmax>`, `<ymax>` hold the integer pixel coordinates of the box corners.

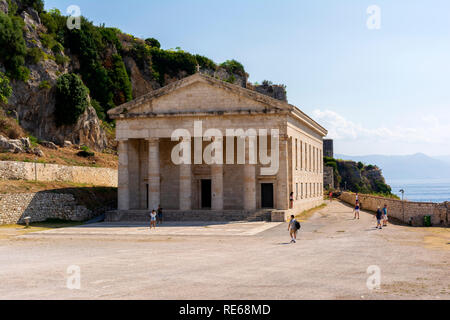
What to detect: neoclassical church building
<box><xmin>107</xmin><ymin>73</ymin><xmax>327</xmax><ymax>221</ymax></box>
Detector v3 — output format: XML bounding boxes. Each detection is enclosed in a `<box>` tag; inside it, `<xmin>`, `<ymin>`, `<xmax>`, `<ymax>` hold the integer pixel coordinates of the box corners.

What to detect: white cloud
<box><xmin>313</xmin><ymin>109</ymin><xmax>450</xmax><ymax>145</ymax></box>
<box><xmin>312</xmin><ymin>109</ymin><xmax>450</xmax><ymax>156</ymax></box>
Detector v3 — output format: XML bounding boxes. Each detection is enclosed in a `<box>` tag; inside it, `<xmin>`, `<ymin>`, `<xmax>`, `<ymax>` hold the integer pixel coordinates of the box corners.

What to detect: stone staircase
<box><xmin>105</xmin><ymin>209</ymin><xmax>273</xmax><ymax>223</ymax></box>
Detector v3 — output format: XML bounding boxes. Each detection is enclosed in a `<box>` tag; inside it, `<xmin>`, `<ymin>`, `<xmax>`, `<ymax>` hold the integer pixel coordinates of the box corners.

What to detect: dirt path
<box><xmin>0</xmin><ymin>201</ymin><xmax>448</xmax><ymax>300</ymax></box>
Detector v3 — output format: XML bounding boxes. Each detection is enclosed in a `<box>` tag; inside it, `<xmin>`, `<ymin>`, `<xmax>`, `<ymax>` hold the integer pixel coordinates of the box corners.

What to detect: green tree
<box><xmin>54</xmin><ymin>74</ymin><xmax>90</xmax><ymax>126</ymax></box>
<box><xmin>0</xmin><ymin>13</ymin><xmax>29</xmax><ymax>80</ymax></box>
<box><xmin>357</xmin><ymin>161</ymin><xmax>364</xmax><ymax>170</ymax></box>
<box><xmin>145</xmin><ymin>37</ymin><xmax>161</xmax><ymax>49</ymax></box>
<box><xmin>109</xmin><ymin>54</ymin><xmax>133</xmax><ymax>106</ymax></box>
<box><xmin>0</xmin><ymin>72</ymin><xmax>12</xmax><ymax>104</ymax></box>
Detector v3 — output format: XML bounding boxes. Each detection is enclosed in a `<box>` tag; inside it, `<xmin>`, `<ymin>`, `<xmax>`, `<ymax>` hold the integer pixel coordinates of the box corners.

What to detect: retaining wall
<box><xmin>0</xmin><ymin>161</ymin><xmax>117</xmax><ymax>187</ymax></box>
<box><xmin>0</xmin><ymin>192</ymin><xmax>94</xmax><ymax>225</ymax></box>
<box><xmin>339</xmin><ymin>192</ymin><xmax>449</xmax><ymax>227</ymax></box>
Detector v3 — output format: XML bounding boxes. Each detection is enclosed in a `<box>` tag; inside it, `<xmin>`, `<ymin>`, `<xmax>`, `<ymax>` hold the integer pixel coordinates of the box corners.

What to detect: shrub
<box><xmin>145</xmin><ymin>37</ymin><xmax>160</xmax><ymax>48</ymax></box>
<box><xmin>77</xmin><ymin>145</ymin><xmax>95</xmax><ymax>157</ymax></box>
<box><xmin>54</xmin><ymin>74</ymin><xmax>89</xmax><ymax>126</ymax></box>
<box><xmin>28</xmin><ymin>134</ymin><xmax>40</xmax><ymax>147</ymax></box>
<box><xmin>38</xmin><ymin>80</ymin><xmax>52</xmax><ymax>90</ymax></box>
<box><xmin>220</xmin><ymin>59</ymin><xmax>246</xmax><ymax>76</ymax></box>
<box><xmin>54</xmin><ymin>54</ymin><xmax>69</xmax><ymax>66</ymax></box>
<box><xmin>20</xmin><ymin>0</ymin><xmax>44</xmax><ymax>14</ymax></box>
<box><xmin>51</xmin><ymin>42</ymin><xmax>64</xmax><ymax>54</ymax></box>
<box><xmin>91</xmin><ymin>99</ymin><xmax>105</xmax><ymax>121</ymax></box>
<box><xmin>0</xmin><ymin>72</ymin><xmax>12</xmax><ymax>104</ymax></box>
<box><xmin>357</xmin><ymin>161</ymin><xmax>364</xmax><ymax>170</ymax></box>
<box><xmin>27</xmin><ymin>47</ymin><xmax>45</xmax><ymax>64</ymax></box>
<box><xmin>108</xmin><ymin>54</ymin><xmax>133</xmax><ymax>105</ymax></box>
<box><xmin>150</xmin><ymin>47</ymin><xmax>197</xmax><ymax>85</ymax></box>
<box><xmin>99</xmin><ymin>26</ymin><xmax>122</xmax><ymax>51</ymax></box>
<box><xmin>0</xmin><ymin>13</ymin><xmax>29</xmax><ymax>80</ymax></box>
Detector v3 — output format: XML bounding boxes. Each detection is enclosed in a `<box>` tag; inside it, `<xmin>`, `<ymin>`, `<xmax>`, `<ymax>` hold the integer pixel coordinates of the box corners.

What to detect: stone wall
<box><xmin>339</xmin><ymin>192</ymin><xmax>449</xmax><ymax>227</ymax></box>
<box><xmin>0</xmin><ymin>161</ymin><xmax>117</xmax><ymax>187</ymax></box>
<box><xmin>0</xmin><ymin>192</ymin><xmax>94</xmax><ymax>225</ymax></box>
<box><xmin>324</xmin><ymin>166</ymin><xmax>334</xmax><ymax>189</ymax></box>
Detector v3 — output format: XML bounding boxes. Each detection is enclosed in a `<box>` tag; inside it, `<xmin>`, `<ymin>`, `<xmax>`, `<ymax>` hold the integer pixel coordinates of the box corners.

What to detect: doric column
<box><xmin>211</xmin><ymin>164</ymin><xmax>223</xmax><ymax>210</ymax></box>
<box><xmin>118</xmin><ymin>139</ymin><xmax>130</xmax><ymax>211</ymax></box>
<box><xmin>179</xmin><ymin>163</ymin><xmax>192</xmax><ymax>211</ymax></box>
<box><xmin>244</xmin><ymin>139</ymin><xmax>256</xmax><ymax>211</ymax></box>
<box><xmin>277</xmin><ymin>134</ymin><xmax>289</xmax><ymax>210</ymax></box>
<box><xmin>147</xmin><ymin>138</ymin><xmax>160</xmax><ymax>211</ymax></box>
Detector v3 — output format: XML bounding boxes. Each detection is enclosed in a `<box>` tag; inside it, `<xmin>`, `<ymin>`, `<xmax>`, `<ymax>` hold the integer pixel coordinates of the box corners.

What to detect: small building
<box><xmin>107</xmin><ymin>73</ymin><xmax>327</xmax><ymax>221</ymax></box>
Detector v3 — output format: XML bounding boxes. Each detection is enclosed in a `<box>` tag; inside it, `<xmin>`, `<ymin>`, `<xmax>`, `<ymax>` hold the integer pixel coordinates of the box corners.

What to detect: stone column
<box><xmin>211</xmin><ymin>164</ymin><xmax>223</xmax><ymax>210</ymax></box>
<box><xmin>179</xmin><ymin>163</ymin><xmax>192</xmax><ymax>211</ymax></box>
<box><xmin>118</xmin><ymin>139</ymin><xmax>130</xmax><ymax>211</ymax></box>
<box><xmin>277</xmin><ymin>134</ymin><xmax>289</xmax><ymax>210</ymax></box>
<box><xmin>147</xmin><ymin>138</ymin><xmax>160</xmax><ymax>211</ymax></box>
<box><xmin>244</xmin><ymin>140</ymin><xmax>256</xmax><ymax>211</ymax></box>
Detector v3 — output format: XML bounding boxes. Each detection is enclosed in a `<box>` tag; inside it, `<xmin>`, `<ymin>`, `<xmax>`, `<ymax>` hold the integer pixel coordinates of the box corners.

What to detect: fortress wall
<box><xmin>339</xmin><ymin>192</ymin><xmax>449</xmax><ymax>227</ymax></box>
<box><xmin>0</xmin><ymin>161</ymin><xmax>117</xmax><ymax>187</ymax></box>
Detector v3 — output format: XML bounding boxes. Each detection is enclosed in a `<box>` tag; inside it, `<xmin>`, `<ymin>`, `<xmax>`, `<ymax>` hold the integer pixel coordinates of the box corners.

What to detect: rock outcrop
<box><xmin>3</xmin><ymin>8</ymin><xmax>108</xmax><ymax>151</ymax></box>
<box><xmin>0</xmin><ymin>135</ymin><xmax>44</xmax><ymax>156</ymax></box>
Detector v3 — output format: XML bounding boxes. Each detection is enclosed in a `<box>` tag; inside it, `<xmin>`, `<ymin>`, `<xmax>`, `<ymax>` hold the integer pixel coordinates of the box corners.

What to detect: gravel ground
<box><xmin>0</xmin><ymin>201</ymin><xmax>448</xmax><ymax>300</ymax></box>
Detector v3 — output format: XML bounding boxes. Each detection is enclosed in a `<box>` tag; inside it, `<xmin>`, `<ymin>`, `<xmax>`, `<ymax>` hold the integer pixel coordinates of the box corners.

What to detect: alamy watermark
<box><xmin>366</xmin><ymin>265</ymin><xmax>381</xmax><ymax>290</ymax></box>
<box><xmin>66</xmin><ymin>5</ymin><xmax>81</xmax><ymax>30</ymax></box>
<box><xmin>367</xmin><ymin>5</ymin><xmax>381</xmax><ymax>30</ymax></box>
<box><xmin>171</xmin><ymin>121</ymin><xmax>280</xmax><ymax>176</ymax></box>
<box><xmin>66</xmin><ymin>265</ymin><xmax>81</xmax><ymax>290</ymax></box>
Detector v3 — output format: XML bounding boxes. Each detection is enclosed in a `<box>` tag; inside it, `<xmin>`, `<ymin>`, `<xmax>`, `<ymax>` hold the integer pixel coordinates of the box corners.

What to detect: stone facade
<box><xmin>339</xmin><ymin>192</ymin><xmax>449</xmax><ymax>227</ymax></box>
<box><xmin>0</xmin><ymin>192</ymin><xmax>93</xmax><ymax>225</ymax></box>
<box><xmin>0</xmin><ymin>161</ymin><xmax>117</xmax><ymax>187</ymax></box>
<box><xmin>108</xmin><ymin>73</ymin><xmax>327</xmax><ymax>221</ymax></box>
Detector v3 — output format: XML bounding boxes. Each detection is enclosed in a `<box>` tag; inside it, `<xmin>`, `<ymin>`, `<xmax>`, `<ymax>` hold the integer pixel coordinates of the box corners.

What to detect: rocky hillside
<box><xmin>0</xmin><ymin>0</ymin><xmax>287</xmax><ymax>154</ymax></box>
<box><xmin>324</xmin><ymin>156</ymin><xmax>395</xmax><ymax>196</ymax></box>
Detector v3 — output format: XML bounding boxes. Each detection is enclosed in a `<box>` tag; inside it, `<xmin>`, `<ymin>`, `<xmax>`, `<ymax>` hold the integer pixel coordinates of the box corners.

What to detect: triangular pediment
<box><xmin>108</xmin><ymin>73</ymin><xmax>290</xmax><ymax>117</ymax></box>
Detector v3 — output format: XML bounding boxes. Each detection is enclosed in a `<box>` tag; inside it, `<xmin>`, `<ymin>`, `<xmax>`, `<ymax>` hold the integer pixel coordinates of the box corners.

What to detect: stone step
<box><xmin>106</xmin><ymin>210</ymin><xmax>273</xmax><ymax>222</ymax></box>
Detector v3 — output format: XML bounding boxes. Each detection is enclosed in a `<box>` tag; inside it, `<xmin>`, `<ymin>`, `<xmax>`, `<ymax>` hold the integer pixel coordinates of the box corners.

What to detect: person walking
<box><xmin>150</xmin><ymin>209</ymin><xmax>157</xmax><ymax>229</ymax></box>
<box><xmin>329</xmin><ymin>191</ymin><xmax>333</xmax><ymax>202</ymax></box>
<box><xmin>382</xmin><ymin>204</ymin><xmax>388</xmax><ymax>227</ymax></box>
<box><xmin>353</xmin><ymin>201</ymin><xmax>360</xmax><ymax>220</ymax></box>
<box><xmin>376</xmin><ymin>207</ymin><xmax>383</xmax><ymax>229</ymax></box>
<box><xmin>355</xmin><ymin>193</ymin><xmax>359</xmax><ymax>204</ymax></box>
<box><xmin>157</xmin><ymin>205</ymin><xmax>163</xmax><ymax>225</ymax></box>
<box><xmin>288</xmin><ymin>215</ymin><xmax>301</xmax><ymax>243</ymax></box>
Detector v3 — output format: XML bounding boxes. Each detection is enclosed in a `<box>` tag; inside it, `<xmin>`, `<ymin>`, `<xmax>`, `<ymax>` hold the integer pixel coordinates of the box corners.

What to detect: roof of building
<box><xmin>108</xmin><ymin>73</ymin><xmax>327</xmax><ymax>136</ymax></box>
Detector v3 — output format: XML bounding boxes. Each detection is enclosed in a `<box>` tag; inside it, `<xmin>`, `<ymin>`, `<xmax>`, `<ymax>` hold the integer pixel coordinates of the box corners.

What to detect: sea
<box><xmin>388</xmin><ymin>178</ymin><xmax>450</xmax><ymax>203</ymax></box>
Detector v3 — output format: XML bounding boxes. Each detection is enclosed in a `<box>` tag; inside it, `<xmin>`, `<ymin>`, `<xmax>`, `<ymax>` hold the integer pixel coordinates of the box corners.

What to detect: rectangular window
<box><xmin>305</xmin><ymin>143</ymin><xmax>307</xmax><ymax>170</ymax></box>
<box><xmin>309</xmin><ymin>145</ymin><xmax>312</xmax><ymax>171</ymax></box>
<box><xmin>295</xmin><ymin>139</ymin><xmax>298</xmax><ymax>170</ymax></box>
<box><xmin>301</xmin><ymin>183</ymin><xmax>303</xmax><ymax>199</ymax></box>
<box><xmin>296</xmin><ymin>183</ymin><xmax>299</xmax><ymax>200</ymax></box>
<box><xmin>299</xmin><ymin>141</ymin><xmax>302</xmax><ymax>170</ymax></box>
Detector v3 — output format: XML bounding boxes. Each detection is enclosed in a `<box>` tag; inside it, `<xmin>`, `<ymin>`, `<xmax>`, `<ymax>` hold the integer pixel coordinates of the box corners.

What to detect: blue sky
<box><xmin>44</xmin><ymin>0</ymin><xmax>450</xmax><ymax>156</ymax></box>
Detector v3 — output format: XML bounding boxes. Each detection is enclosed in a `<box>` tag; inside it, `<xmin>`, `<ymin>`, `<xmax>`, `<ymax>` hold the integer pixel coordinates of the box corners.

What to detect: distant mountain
<box><xmin>435</xmin><ymin>155</ymin><xmax>450</xmax><ymax>165</ymax></box>
<box><xmin>335</xmin><ymin>153</ymin><xmax>450</xmax><ymax>180</ymax></box>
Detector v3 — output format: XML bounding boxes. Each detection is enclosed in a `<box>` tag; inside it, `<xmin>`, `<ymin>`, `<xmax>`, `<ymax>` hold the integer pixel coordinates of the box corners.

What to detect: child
<box><xmin>376</xmin><ymin>207</ymin><xmax>383</xmax><ymax>229</ymax></box>
<box><xmin>150</xmin><ymin>210</ymin><xmax>157</xmax><ymax>229</ymax></box>
<box><xmin>354</xmin><ymin>201</ymin><xmax>360</xmax><ymax>220</ymax></box>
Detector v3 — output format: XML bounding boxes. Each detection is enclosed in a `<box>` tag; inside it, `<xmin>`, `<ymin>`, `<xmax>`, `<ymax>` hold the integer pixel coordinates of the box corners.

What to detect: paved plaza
<box><xmin>0</xmin><ymin>201</ymin><xmax>448</xmax><ymax>300</ymax></box>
